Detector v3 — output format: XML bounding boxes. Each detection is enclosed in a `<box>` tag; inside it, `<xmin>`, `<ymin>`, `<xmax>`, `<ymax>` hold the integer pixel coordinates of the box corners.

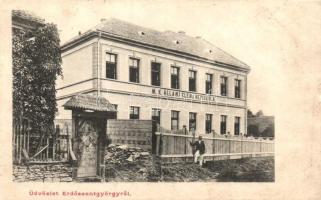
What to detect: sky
<box><xmin>7</xmin><ymin>0</ymin><xmax>321</xmax><ymax>116</ymax></box>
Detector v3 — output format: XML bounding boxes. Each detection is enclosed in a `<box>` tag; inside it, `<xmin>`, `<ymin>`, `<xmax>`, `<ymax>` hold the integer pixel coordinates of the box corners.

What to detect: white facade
<box><xmin>56</xmin><ymin>23</ymin><xmax>250</xmax><ymax>136</ymax></box>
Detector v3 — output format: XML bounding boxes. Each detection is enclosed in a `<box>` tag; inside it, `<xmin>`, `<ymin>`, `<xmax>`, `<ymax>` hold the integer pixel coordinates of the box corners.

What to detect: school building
<box><xmin>56</xmin><ymin>18</ymin><xmax>250</xmax><ymax>136</ymax></box>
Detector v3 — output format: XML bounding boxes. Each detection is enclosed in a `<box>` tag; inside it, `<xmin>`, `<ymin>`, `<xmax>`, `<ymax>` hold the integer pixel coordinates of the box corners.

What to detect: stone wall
<box><xmin>13</xmin><ymin>163</ymin><xmax>73</xmax><ymax>182</ymax></box>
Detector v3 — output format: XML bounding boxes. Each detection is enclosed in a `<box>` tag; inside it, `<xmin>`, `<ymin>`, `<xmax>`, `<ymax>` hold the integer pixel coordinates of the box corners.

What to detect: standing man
<box><xmin>190</xmin><ymin>136</ymin><xmax>206</xmax><ymax>167</ymax></box>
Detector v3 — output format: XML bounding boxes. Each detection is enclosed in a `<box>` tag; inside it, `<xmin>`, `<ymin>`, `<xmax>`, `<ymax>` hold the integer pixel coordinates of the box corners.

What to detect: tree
<box><xmin>255</xmin><ymin>110</ymin><xmax>264</xmax><ymax>117</ymax></box>
<box><xmin>247</xmin><ymin>124</ymin><xmax>259</xmax><ymax>137</ymax></box>
<box><xmin>261</xmin><ymin>124</ymin><xmax>275</xmax><ymax>137</ymax></box>
<box><xmin>12</xmin><ymin>23</ymin><xmax>62</xmax><ymax>135</ymax></box>
<box><xmin>247</xmin><ymin>109</ymin><xmax>254</xmax><ymax>118</ymax></box>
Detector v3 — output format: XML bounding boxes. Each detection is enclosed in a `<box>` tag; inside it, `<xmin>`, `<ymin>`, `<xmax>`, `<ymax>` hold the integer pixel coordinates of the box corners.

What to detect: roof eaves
<box><xmin>60</xmin><ymin>29</ymin><xmax>250</xmax><ymax>72</ymax></box>
<box><xmin>97</xmin><ymin>30</ymin><xmax>250</xmax><ymax>71</ymax></box>
<box><xmin>63</xmin><ymin>94</ymin><xmax>117</xmax><ymax>112</ymax></box>
<box><xmin>60</xmin><ymin>30</ymin><xmax>97</xmax><ymax>52</ymax></box>
<box><xmin>215</xmin><ymin>61</ymin><xmax>251</xmax><ymax>73</ymax></box>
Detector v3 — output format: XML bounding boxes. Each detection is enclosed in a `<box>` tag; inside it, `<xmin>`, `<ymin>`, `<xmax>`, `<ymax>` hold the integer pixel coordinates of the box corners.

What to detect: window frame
<box><xmin>234</xmin><ymin>116</ymin><xmax>240</xmax><ymax>135</ymax></box>
<box><xmin>220</xmin><ymin>115</ymin><xmax>227</xmax><ymax>134</ymax></box>
<box><xmin>129</xmin><ymin>57</ymin><xmax>140</xmax><ymax>83</ymax></box>
<box><xmin>171</xmin><ymin>66</ymin><xmax>180</xmax><ymax>89</ymax></box>
<box><xmin>152</xmin><ymin>108</ymin><xmax>161</xmax><ymax>120</ymax></box>
<box><xmin>235</xmin><ymin>79</ymin><xmax>241</xmax><ymax>98</ymax></box>
<box><xmin>151</xmin><ymin>62</ymin><xmax>161</xmax><ymax>86</ymax></box>
<box><xmin>171</xmin><ymin>110</ymin><xmax>179</xmax><ymax>130</ymax></box>
<box><xmin>129</xmin><ymin>106</ymin><xmax>140</xmax><ymax>119</ymax></box>
<box><xmin>205</xmin><ymin>113</ymin><xmax>212</xmax><ymax>134</ymax></box>
<box><xmin>189</xmin><ymin>112</ymin><xmax>197</xmax><ymax>131</ymax></box>
<box><xmin>205</xmin><ymin>73</ymin><xmax>213</xmax><ymax>94</ymax></box>
<box><xmin>105</xmin><ymin>52</ymin><xmax>117</xmax><ymax>79</ymax></box>
<box><xmin>189</xmin><ymin>70</ymin><xmax>197</xmax><ymax>92</ymax></box>
<box><xmin>220</xmin><ymin>76</ymin><xmax>228</xmax><ymax>96</ymax></box>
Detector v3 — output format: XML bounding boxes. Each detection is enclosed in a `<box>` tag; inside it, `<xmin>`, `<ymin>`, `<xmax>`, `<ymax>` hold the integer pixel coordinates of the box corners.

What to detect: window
<box><xmin>129</xmin><ymin>58</ymin><xmax>140</xmax><ymax>83</ymax></box>
<box><xmin>189</xmin><ymin>112</ymin><xmax>197</xmax><ymax>131</ymax></box>
<box><xmin>129</xmin><ymin>106</ymin><xmax>140</xmax><ymax>119</ymax></box>
<box><xmin>171</xmin><ymin>66</ymin><xmax>180</xmax><ymax>89</ymax></box>
<box><xmin>152</xmin><ymin>108</ymin><xmax>161</xmax><ymax>131</ymax></box>
<box><xmin>235</xmin><ymin>79</ymin><xmax>241</xmax><ymax>98</ymax></box>
<box><xmin>205</xmin><ymin>114</ymin><xmax>212</xmax><ymax>134</ymax></box>
<box><xmin>206</xmin><ymin>74</ymin><xmax>213</xmax><ymax>94</ymax></box>
<box><xmin>220</xmin><ymin>115</ymin><xmax>227</xmax><ymax>134</ymax></box>
<box><xmin>151</xmin><ymin>62</ymin><xmax>161</xmax><ymax>86</ymax></box>
<box><xmin>106</xmin><ymin>53</ymin><xmax>117</xmax><ymax>79</ymax></box>
<box><xmin>234</xmin><ymin>117</ymin><xmax>240</xmax><ymax>135</ymax></box>
<box><xmin>171</xmin><ymin>111</ymin><xmax>179</xmax><ymax>130</ymax></box>
<box><xmin>189</xmin><ymin>70</ymin><xmax>196</xmax><ymax>92</ymax></box>
<box><xmin>220</xmin><ymin>76</ymin><xmax>228</xmax><ymax>96</ymax></box>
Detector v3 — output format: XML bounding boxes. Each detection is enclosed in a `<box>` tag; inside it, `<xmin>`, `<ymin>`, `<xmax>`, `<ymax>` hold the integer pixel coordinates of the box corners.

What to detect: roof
<box><xmin>63</xmin><ymin>94</ymin><xmax>117</xmax><ymax>112</ymax></box>
<box><xmin>61</xmin><ymin>18</ymin><xmax>250</xmax><ymax>71</ymax></box>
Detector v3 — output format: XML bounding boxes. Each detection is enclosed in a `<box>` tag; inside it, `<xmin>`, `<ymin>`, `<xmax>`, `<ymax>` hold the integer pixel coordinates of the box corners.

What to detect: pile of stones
<box><xmin>104</xmin><ymin>144</ymin><xmax>161</xmax><ymax>182</ymax></box>
<box><xmin>13</xmin><ymin>164</ymin><xmax>72</xmax><ymax>182</ymax></box>
<box><xmin>104</xmin><ymin>144</ymin><xmax>150</xmax><ymax>165</ymax></box>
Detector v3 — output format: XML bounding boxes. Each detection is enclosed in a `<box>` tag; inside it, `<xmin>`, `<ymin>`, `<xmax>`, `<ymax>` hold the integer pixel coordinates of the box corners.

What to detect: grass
<box><xmin>206</xmin><ymin>157</ymin><xmax>275</xmax><ymax>182</ymax></box>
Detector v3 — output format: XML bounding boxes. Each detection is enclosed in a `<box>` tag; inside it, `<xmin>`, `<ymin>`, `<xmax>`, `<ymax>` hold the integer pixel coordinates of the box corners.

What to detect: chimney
<box><xmin>178</xmin><ymin>31</ymin><xmax>185</xmax><ymax>34</ymax></box>
<box><xmin>100</xmin><ymin>18</ymin><xmax>107</xmax><ymax>23</ymax></box>
<box><xmin>195</xmin><ymin>36</ymin><xmax>201</xmax><ymax>39</ymax></box>
<box><xmin>78</xmin><ymin>31</ymin><xmax>81</xmax><ymax>36</ymax></box>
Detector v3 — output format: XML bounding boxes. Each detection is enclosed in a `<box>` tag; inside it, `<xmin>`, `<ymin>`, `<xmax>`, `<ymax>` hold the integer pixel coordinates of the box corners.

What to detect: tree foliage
<box><xmin>261</xmin><ymin>124</ymin><xmax>274</xmax><ymax>137</ymax></box>
<box><xmin>247</xmin><ymin>109</ymin><xmax>254</xmax><ymax>118</ymax></box>
<box><xmin>247</xmin><ymin>124</ymin><xmax>259</xmax><ymax>137</ymax></box>
<box><xmin>13</xmin><ymin>23</ymin><xmax>62</xmax><ymax>134</ymax></box>
<box><xmin>255</xmin><ymin>110</ymin><xmax>264</xmax><ymax>117</ymax></box>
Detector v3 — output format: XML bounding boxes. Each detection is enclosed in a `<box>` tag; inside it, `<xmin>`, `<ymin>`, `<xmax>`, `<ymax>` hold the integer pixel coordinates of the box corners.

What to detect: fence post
<box><xmin>212</xmin><ymin>130</ymin><xmax>215</xmax><ymax>161</ymax></box>
<box><xmin>229</xmin><ymin>138</ymin><xmax>231</xmax><ymax>159</ymax></box>
<box><xmin>23</xmin><ymin>122</ymin><xmax>26</xmax><ymax>158</ymax></box>
<box><xmin>240</xmin><ymin>135</ymin><xmax>243</xmax><ymax>158</ymax></box>
<box><xmin>192</xmin><ymin>129</ymin><xmax>196</xmax><ymax>162</ymax></box>
<box><xmin>155</xmin><ymin>132</ymin><xmax>162</xmax><ymax>157</ymax></box>
<box><xmin>46</xmin><ymin>137</ymin><xmax>49</xmax><ymax>160</ymax></box>
<box><xmin>18</xmin><ymin>120</ymin><xmax>22</xmax><ymax>164</ymax></box>
<box><xmin>183</xmin><ymin>125</ymin><xmax>187</xmax><ymax>163</ymax></box>
<box><xmin>260</xmin><ymin>138</ymin><xmax>262</xmax><ymax>153</ymax></box>
<box><xmin>27</xmin><ymin>121</ymin><xmax>30</xmax><ymax>156</ymax></box>
<box><xmin>66</xmin><ymin>125</ymin><xmax>70</xmax><ymax>160</ymax></box>
<box><xmin>13</xmin><ymin>121</ymin><xmax>16</xmax><ymax>163</ymax></box>
<box><xmin>56</xmin><ymin>125</ymin><xmax>61</xmax><ymax>159</ymax></box>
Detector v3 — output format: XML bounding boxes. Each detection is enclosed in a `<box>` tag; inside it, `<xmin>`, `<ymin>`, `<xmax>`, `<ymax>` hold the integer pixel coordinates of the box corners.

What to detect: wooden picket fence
<box><xmin>154</xmin><ymin>132</ymin><xmax>274</xmax><ymax>163</ymax></box>
<box><xmin>12</xmin><ymin>119</ymin><xmax>72</xmax><ymax>164</ymax></box>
